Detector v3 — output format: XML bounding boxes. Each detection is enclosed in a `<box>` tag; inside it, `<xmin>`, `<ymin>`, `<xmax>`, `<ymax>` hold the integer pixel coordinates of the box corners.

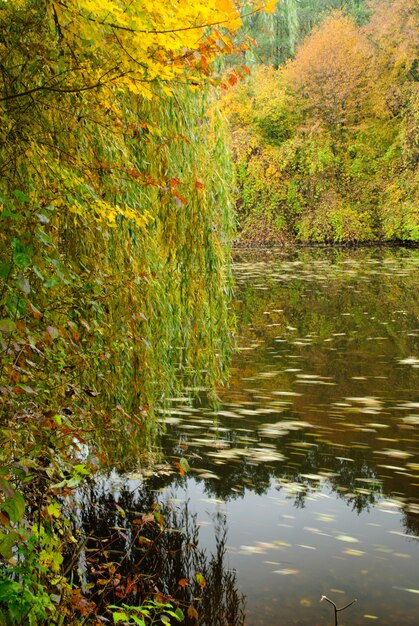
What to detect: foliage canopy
<box><xmin>223</xmin><ymin>0</ymin><xmax>418</xmax><ymax>243</ymax></box>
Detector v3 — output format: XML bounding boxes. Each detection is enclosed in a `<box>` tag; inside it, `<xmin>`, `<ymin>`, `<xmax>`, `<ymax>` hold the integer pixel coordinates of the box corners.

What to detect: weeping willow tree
<box><xmin>0</xmin><ymin>1</ymin><xmax>276</xmax><ymax>622</ymax></box>
<box><xmin>0</xmin><ymin>0</ymin><xmax>246</xmax><ymax>443</ymax></box>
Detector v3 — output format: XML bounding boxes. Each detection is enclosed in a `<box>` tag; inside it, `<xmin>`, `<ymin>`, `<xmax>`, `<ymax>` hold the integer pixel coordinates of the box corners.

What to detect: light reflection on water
<box><xmin>155</xmin><ymin>247</ymin><xmax>419</xmax><ymax>625</ymax></box>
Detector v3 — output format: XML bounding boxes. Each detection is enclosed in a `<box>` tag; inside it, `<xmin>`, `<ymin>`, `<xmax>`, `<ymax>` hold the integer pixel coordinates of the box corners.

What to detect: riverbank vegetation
<box><xmin>222</xmin><ymin>0</ymin><xmax>418</xmax><ymax>244</ymax></box>
<box><xmin>0</xmin><ymin>0</ymin><xmax>275</xmax><ymax>623</ymax></box>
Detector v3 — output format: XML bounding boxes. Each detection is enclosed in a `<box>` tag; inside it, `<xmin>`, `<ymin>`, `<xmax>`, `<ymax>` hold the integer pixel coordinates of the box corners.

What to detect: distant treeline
<box><xmin>223</xmin><ymin>0</ymin><xmax>418</xmax><ymax>244</ymax></box>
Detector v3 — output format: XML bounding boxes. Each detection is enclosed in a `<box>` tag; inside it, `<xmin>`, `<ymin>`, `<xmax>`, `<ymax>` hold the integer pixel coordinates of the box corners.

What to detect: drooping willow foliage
<box><xmin>0</xmin><ymin>0</ymin><xmax>271</xmax><ymax>621</ymax></box>
<box><xmin>0</xmin><ymin>1</ymin><xmax>242</xmax><ymax>437</ymax></box>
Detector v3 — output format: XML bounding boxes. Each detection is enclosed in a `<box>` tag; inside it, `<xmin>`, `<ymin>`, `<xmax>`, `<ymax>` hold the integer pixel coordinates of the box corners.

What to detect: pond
<box><xmin>82</xmin><ymin>247</ymin><xmax>419</xmax><ymax>625</ymax></box>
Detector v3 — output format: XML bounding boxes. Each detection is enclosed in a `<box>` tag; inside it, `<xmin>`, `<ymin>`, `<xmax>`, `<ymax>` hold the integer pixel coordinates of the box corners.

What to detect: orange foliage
<box><xmin>366</xmin><ymin>0</ymin><xmax>418</xmax><ymax>73</ymax></box>
<box><xmin>285</xmin><ymin>12</ymin><xmax>376</xmax><ymax>131</ymax></box>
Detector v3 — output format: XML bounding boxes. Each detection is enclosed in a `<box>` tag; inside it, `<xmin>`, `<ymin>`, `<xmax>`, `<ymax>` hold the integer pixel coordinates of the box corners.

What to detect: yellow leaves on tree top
<box><xmin>46</xmin><ymin>0</ymin><xmax>268</xmax><ymax>105</ymax></box>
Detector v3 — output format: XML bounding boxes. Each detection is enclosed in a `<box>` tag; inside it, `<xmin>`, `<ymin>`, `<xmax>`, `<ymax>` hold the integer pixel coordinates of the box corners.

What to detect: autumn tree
<box><xmin>0</xmin><ymin>0</ymin><xmax>278</xmax><ymax>622</ymax></box>
<box><xmin>284</xmin><ymin>12</ymin><xmax>376</xmax><ymax>134</ymax></box>
<box><xmin>223</xmin><ymin>0</ymin><xmax>418</xmax><ymax>243</ymax></box>
<box><xmin>238</xmin><ymin>0</ymin><xmax>371</xmax><ymax>68</ymax></box>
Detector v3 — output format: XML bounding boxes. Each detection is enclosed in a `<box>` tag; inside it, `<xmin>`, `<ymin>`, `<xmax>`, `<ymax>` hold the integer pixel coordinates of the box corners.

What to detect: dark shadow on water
<box><xmin>71</xmin><ymin>476</ymin><xmax>245</xmax><ymax>625</ymax></box>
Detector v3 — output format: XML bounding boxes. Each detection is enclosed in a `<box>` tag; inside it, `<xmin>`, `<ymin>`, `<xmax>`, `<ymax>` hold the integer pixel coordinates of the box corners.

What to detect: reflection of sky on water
<box><xmin>160</xmin><ymin>477</ymin><xmax>419</xmax><ymax>625</ymax></box>
<box><xmin>154</xmin><ymin>248</ymin><xmax>419</xmax><ymax>625</ymax></box>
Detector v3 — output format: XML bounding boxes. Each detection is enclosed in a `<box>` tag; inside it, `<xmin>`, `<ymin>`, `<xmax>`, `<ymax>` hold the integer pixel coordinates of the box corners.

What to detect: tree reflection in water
<box><xmin>71</xmin><ymin>476</ymin><xmax>245</xmax><ymax>625</ymax></box>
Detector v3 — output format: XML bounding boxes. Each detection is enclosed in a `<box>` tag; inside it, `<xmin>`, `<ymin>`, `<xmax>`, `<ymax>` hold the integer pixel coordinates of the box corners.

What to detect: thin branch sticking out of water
<box><xmin>320</xmin><ymin>595</ymin><xmax>357</xmax><ymax>626</ymax></box>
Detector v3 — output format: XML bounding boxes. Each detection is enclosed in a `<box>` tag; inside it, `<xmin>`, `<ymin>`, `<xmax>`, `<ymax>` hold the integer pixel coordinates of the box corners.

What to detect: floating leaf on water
<box><xmin>304</xmin><ymin>527</ymin><xmax>331</xmax><ymax>537</ymax></box>
<box><xmin>272</xmin><ymin>391</ymin><xmax>303</xmax><ymax>396</ymax></box>
<box><xmin>259</xmin><ymin>420</ymin><xmax>312</xmax><ymax>437</ymax></box>
<box><xmin>248</xmin><ymin>449</ymin><xmax>286</xmax><ymax>463</ymax></box>
<box><xmin>296</xmin><ymin>379</ymin><xmax>336</xmax><ymax>386</ymax></box>
<box><xmin>297</xmin><ymin>373</ymin><xmax>328</xmax><ymax>380</ymax></box>
<box><xmin>238</xmin><ymin>408</ymin><xmax>266</xmax><ymax>416</ymax></box>
<box><xmin>402</xmin><ymin>415</ymin><xmax>419</xmax><ymax>426</ymax></box>
<box><xmin>315</xmin><ymin>514</ymin><xmax>336</xmax><ymax>523</ymax></box>
<box><xmin>374</xmin><ymin>546</ymin><xmax>393</xmax><ymax>553</ymax></box>
<box><xmin>336</xmin><ymin>534</ymin><xmax>359</xmax><ymax>543</ymax></box>
<box><xmin>217</xmin><ymin>411</ymin><xmax>239</xmax><ymax>417</ymax></box>
<box><xmin>273</xmin><ymin>540</ymin><xmax>292</xmax><ymax>547</ymax></box>
<box><xmin>256</xmin><ymin>542</ymin><xmax>277</xmax><ymax>550</ymax></box>
<box><xmin>388</xmin><ymin>531</ymin><xmax>418</xmax><ymax>540</ymax></box>
<box><xmin>285</xmin><ymin>483</ymin><xmax>309</xmax><ymax>493</ymax></box>
<box><xmin>207</xmin><ymin>448</ymin><xmax>244</xmax><ymax>460</ymax></box>
<box><xmin>346</xmin><ymin>396</ymin><xmax>383</xmax><ymax>407</ymax></box>
<box><xmin>301</xmin><ymin>473</ymin><xmax>323</xmax><ymax>481</ymax></box>
<box><xmin>196</xmin><ymin>472</ymin><xmax>220</xmax><ymax>480</ymax></box>
<box><xmin>392</xmin><ymin>586</ymin><xmax>419</xmax><ymax>595</ymax></box>
<box><xmin>239</xmin><ymin>545</ymin><xmax>267</xmax><ymax>555</ymax></box>
<box><xmin>398</xmin><ymin>357</ymin><xmax>419</xmax><ymax>366</ymax></box>
<box><xmin>377</xmin><ymin>449</ymin><xmax>413</xmax><ymax>459</ymax></box>
<box><xmin>393</xmin><ymin>553</ymin><xmax>411</xmax><ymax>558</ymax></box>
<box><xmin>163</xmin><ymin>417</ymin><xmax>182</xmax><ymax>425</ymax></box>
<box><xmin>256</xmin><ymin>372</ymin><xmax>279</xmax><ymax>378</ymax></box>
<box><xmin>377</xmin><ymin>464</ymin><xmax>407</xmax><ymax>473</ymax></box>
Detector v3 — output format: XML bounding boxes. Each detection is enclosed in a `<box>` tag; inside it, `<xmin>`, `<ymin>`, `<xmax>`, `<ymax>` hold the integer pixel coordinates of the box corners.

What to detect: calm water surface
<box><xmin>89</xmin><ymin>247</ymin><xmax>419</xmax><ymax>625</ymax></box>
<box><xmin>155</xmin><ymin>247</ymin><xmax>419</xmax><ymax>625</ymax></box>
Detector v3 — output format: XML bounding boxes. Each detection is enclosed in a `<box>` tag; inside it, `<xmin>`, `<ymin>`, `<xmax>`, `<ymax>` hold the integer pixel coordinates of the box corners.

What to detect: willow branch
<box><xmin>79</xmin><ymin>6</ymin><xmax>266</xmax><ymax>35</ymax></box>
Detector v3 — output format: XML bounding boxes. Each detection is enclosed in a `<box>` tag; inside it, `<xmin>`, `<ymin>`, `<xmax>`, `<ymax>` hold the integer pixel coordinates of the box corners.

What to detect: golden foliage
<box><xmin>285</xmin><ymin>12</ymin><xmax>376</xmax><ymax>130</ymax></box>
<box><xmin>223</xmin><ymin>2</ymin><xmax>418</xmax><ymax>243</ymax></box>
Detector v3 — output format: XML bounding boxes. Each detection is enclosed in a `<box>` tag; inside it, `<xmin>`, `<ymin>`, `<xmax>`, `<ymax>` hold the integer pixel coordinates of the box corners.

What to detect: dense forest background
<box><xmin>223</xmin><ymin>0</ymin><xmax>418</xmax><ymax>243</ymax></box>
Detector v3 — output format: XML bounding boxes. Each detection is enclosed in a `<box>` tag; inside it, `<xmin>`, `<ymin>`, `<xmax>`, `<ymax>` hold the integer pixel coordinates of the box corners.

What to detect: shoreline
<box><xmin>232</xmin><ymin>238</ymin><xmax>419</xmax><ymax>251</ymax></box>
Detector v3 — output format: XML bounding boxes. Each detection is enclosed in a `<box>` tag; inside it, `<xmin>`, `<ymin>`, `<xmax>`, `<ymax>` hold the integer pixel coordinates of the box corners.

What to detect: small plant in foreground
<box><xmin>108</xmin><ymin>599</ymin><xmax>184</xmax><ymax>625</ymax></box>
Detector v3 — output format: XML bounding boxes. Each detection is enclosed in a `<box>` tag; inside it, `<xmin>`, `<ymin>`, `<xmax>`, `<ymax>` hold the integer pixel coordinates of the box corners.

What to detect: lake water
<box><xmin>83</xmin><ymin>247</ymin><xmax>419</xmax><ymax>625</ymax></box>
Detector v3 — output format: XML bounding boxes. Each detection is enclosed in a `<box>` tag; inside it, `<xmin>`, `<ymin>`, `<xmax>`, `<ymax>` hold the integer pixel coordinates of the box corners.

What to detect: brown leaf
<box><xmin>187</xmin><ymin>605</ymin><xmax>199</xmax><ymax>621</ymax></box>
<box><xmin>28</xmin><ymin>302</ymin><xmax>43</xmax><ymax>320</ymax></box>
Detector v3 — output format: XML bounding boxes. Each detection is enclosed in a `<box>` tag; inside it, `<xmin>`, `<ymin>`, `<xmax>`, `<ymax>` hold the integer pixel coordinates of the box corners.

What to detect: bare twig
<box><xmin>320</xmin><ymin>595</ymin><xmax>357</xmax><ymax>626</ymax></box>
